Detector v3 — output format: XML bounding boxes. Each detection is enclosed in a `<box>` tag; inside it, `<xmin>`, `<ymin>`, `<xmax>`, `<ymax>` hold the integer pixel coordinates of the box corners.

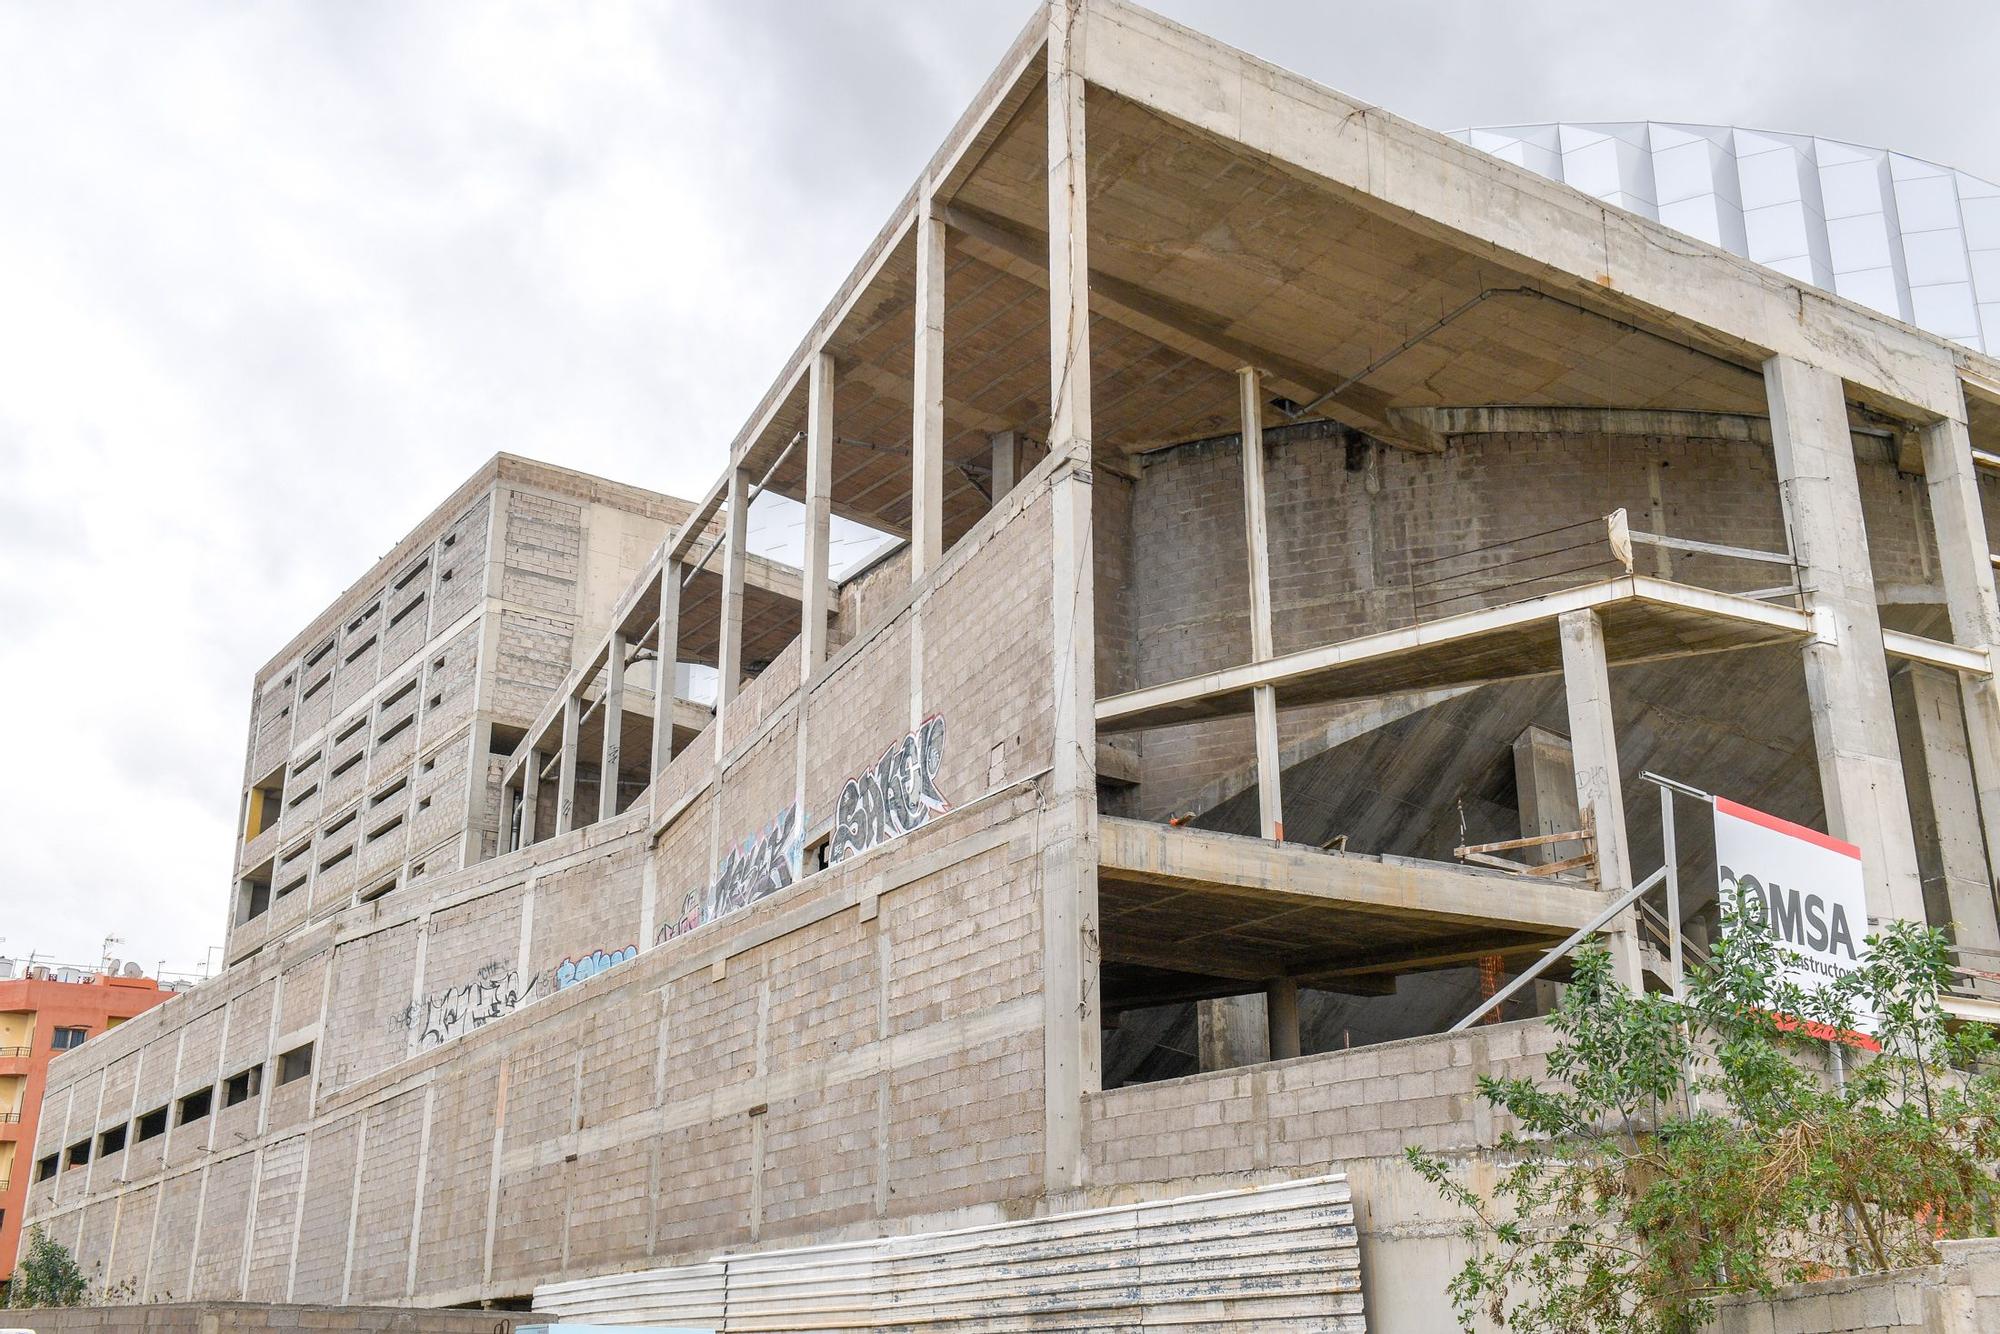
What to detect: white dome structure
<box><xmin>1452</xmin><ymin>123</ymin><xmax>2000</xmax><ymax>353</ymax></box>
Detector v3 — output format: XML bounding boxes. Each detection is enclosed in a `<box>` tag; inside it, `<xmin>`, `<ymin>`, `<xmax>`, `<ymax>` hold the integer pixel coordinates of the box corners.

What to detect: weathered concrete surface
<box><xmin>2</xmin><ymin>1303</ymin><xmax>527</xmax><ymax>1333</ymax></box>
<box><xmin>1704</xmin><ymin>1237</ymin><xmax>2000</xmax><ymax>1333</ymax></box>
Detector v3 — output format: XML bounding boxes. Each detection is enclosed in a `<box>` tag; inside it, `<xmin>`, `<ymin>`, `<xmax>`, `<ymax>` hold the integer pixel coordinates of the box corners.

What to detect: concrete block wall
<box><xmin>225</xmin><ymin>457</ymin><xmax>685</xmax><ymax>966</ymax></box>
<box><xmin>31</xmin><ymin>457</ymin><xmax>1071</xmax><ymax>1311</ymax></box>
<box><xmin>1119</xmin><ymin>427</ymin><xmax>1957</xmax><ymax>823</ymax></box>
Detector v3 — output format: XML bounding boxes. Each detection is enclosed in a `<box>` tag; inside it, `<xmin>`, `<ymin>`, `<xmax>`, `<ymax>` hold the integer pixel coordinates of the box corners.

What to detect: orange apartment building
<box><xmin>0</xmin><ymin>966</ymin><xmax>172</xmax><ymax>1295</ymax></box>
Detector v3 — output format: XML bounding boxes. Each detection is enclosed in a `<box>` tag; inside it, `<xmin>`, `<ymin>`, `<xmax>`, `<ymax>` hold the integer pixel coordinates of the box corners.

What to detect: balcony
<box><xmin>0</xmin><ymin>1046</ymin><xmax>30</xmax><ymax>1059</ymax></box>
<box><xmin>0</xmin><ymin>1111</ymin><xmax>18</xmax><ymax>1123</ymax></box>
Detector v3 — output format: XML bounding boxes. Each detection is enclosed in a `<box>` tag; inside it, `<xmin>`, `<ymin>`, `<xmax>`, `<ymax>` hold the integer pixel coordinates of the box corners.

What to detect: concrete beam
<box><xmin>1071</xmin><ymin>0</ymin><xmax>1970</xmax><ymax>420</ymax></box>
<box><xmin>1765</xmin><ymin>354</ymin><xmax>1926</xmax><ymax>924</ymax></box>
<box><xmin>1099</xmin><ymin>817</ymin><xmax>1608</xmax><ymax>933</ymax></box>
<box><xmin>942</xmin><ymin>202</ymin><xmax>1432</xmax><ymax>453</ymax></box>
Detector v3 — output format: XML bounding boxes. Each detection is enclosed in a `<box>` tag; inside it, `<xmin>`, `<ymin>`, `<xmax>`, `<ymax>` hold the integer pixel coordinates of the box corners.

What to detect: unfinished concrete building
<box><xmin>26</xmin><ymin>3</ymin><xmax>2000</xmax><ymax>1327</ymax></box>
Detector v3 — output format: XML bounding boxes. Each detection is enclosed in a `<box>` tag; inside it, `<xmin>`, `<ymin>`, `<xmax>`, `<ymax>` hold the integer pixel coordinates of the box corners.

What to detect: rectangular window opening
<box><xmin>367</xmin><ymin>814</ymin><xmax>404</xmax><ymax>844</ymax></box>
<box><xmin>176</xmin><ymin>1086</ymin><xmax>212</xmax><ymax>1126</ymax></box>
<box><xmin>277</xmin><ymin>1043</ymin><xmax>314</xmax><ymax>1085</ymax></box>
<box><xmin>63</xmin><ymin>1139</ymin><xmax>89</xmax><ymax>1170</ymax></box>
<box><xmin>358</xmin><ymin>877</ymin><xmax>396</xmax><ymax>904</ymax></box>
<box><xmin>136</xmin><ymin>1106</ymin><xmax>167</xmax><ymax>1141</ymax></box>
<box><xmin>97</xmin><ymin>1124</ymin><xmax>126</xmax><ymax>1157</ymax></box>
<box><xmin>343</xmin><ymin>634</ymin><xmax>377</xmax><ymax>665</ymax></box>
<box><xmin>223</xmin><ymin>1066</ymin><xmax>262</xmax><ymax>1107</ymax></box>
<box><xmin>35</xmin><ymin>1154</ymin><xmax>57</xmax><ymax>1183</ymax></box>
<box><xmin>394</xmin><ymin>557</ymin><xmax>431</xmax><ymax>591</ymax></box>
<box><xmin>51</xmin><ymin>1026</ymin><xmax>89</xmax><ymax>1051</ymax></box>
<box><xmin>329</xmin><ymin>752</ymin><xmax>364</xmax><ymax>781</ymax></box>
<box><xmin>388</xmin><ymin>595</ymin><xmax>425</xmax><ymax>630</ymax></box>
<box><xmin>376</xmin><ymin>714</ymin><xmax>414</xmax><ymax>745</ymax></box>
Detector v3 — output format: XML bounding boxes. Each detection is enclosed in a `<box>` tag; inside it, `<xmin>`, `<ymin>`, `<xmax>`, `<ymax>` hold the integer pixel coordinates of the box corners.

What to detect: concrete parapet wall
<box><xmin>1704</xmin><ymin>1237</ymin><xmax>2000</xmax><ymax>1332</ymax></box>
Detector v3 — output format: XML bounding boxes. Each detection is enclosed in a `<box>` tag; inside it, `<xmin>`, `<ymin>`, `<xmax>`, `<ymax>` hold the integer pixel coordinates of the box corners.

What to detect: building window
<box><xmin>97</xmin><ymin>1124</ymin><xmax>127</xmax><ymax>1157</ymax></box>
<box><xmin>223</xmin><ymin>1066</ymin><xmax>262</xmax><ymax>1107</ymax></box>
<box><xmin>177</xmin><ymin>1086</ymin><xmax>213</xmax><ymax>1126</ymax></box>
<box><xmin>50</xmin><ymin>1026</ymin><xmax>88</xmax><ymax>1051</ymax></box>
<box><xmin>35</xmin><ymin>1154</ymin><xmax>56</xmax><ymax>1183</ymax></box>
<box><xmin>63</xmin><ymin>1139</ymin><xmax>89</xmax><ymax>1170</ymax></box>
<box><xmin>136</xmin><ymin>1106</ymin><xmax>168</xmax><ymax>1141</ymax></box>
<box><xmin>277</xmin><ymin>1043</ymin><xmax>314</xmax><ymax>1085</ymax></box>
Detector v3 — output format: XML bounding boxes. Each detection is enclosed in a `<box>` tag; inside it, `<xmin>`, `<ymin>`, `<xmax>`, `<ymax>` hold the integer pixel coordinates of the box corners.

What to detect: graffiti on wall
<box><xmin>652</xmin><ymin>803</ymin><xmax>804</xmax><ymax>947</ymax></box>
<box><xmin>830</xmin><ymin>716</ymin><xmax>949</xmax><ymax>864</ymax></box>
<box><xmin>395</xmin><ymin>961</ymin><xmax>537</xmax><ymax>1051</ymax></box>
<box><xmin>654</xmin><ymin>885</ymin><xmax>704</xmax><ymax>946</ymax></box>
<box><xmin>555</xmin><ymin>945</ymin><xmax>638</xmax><ymax>990</ymax></box>
<box><xmin>711</xmin><ymin>803</ymin><xmax>802</xmax><ymax>917</ymax></box>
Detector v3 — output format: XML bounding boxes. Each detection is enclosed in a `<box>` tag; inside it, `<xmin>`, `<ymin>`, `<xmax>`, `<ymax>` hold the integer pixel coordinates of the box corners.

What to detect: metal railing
<box><xmin>1409</xmin><ymin>509</ymin><xmax>1799</xmax><ymax>622</ymax></box>
<box><xmin>0</xmin><ymin>1111</ymin><xmax>20</xmax><ymax>1123</ymax></box>
<box><xmin>1453</xmin><ymin>773</ymin><xmax>1698</xmax><ymax>1030</ymax></box>
<box><xmin>0</xmin><ymin>1046</ymin><xmax>31</xmax><ymax>1059</ymax></box>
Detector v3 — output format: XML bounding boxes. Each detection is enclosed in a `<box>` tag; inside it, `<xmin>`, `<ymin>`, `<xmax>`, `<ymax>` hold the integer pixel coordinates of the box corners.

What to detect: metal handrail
<box><xmin>0</xmin><ymin>1110</ymin><xmax>20</xmax><ymax>1123</ymax></box>
<box><xmin>1452</xmin><ymin>865</ymin><xmax>1669</xmax><ymax>1030</ymax></box>
<box><xmin>0</xmin><ymin>1046</ymin><xmax>30</xmax><ymax>1058</ymax></box>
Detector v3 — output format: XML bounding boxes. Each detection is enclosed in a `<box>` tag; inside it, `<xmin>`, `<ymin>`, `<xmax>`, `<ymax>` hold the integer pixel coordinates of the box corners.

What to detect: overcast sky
<box><xmin>3</xmin><ymin>0</ymin><xmax>1996</xmax><ymax>977</ymax></box>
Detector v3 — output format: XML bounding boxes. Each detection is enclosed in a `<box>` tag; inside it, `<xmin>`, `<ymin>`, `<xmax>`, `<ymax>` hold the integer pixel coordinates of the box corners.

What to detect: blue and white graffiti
<box><xmin>830</xmin><ymin>716</ymin><xmax>949</xmax><ymax>863</ymax></box>
<box><xmin>554</xmin><ymin>945</ymin><xmax>638</xmax><ymax>990</ymax></box>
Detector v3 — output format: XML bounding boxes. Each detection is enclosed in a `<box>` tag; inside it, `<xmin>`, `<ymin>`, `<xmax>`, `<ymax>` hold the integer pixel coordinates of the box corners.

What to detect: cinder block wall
<box><xmin>226</xmin><ymin>456</ymin><xmax>687</xmax><ymax>967</ymax></box>
<box><xmin>28</xmin><ymin>462</ymin><xmax>1069</xmax><ymax>1309</ymax></box>
<box><xmin>1110</xmin><ymin>427</ymin><xmax>1983</xmax><ymax>825</ymax></box>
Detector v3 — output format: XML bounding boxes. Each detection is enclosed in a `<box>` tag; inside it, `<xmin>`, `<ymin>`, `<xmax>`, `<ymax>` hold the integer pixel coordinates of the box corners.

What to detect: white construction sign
<box><xmin>1713</xmin><ymin>795</ymin><xmax>1877</xmax><ymax>1047</ymax></box>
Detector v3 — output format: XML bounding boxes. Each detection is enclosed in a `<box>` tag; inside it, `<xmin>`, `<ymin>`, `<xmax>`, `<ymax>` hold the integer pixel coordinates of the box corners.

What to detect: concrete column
<box><xmin>717</xmin><ymin>467</ymin><xmax>749</xmax><ymax>714</ymax></box>
<box><xmin>521</xmin><ymin>747</ymin><xmax>540</xmax><ymax>847</ymax></box>
<box><xmin>990</xmin><ymin>429</ymin><xmax>1019</xmax><ymax>505</ymax></box>
<box><xmin>1919</xmin><ymin>408</ymin><xmax>2000</xmax><ymax>892</ymax></box>
<box><xmin>1765</xmin><ymin>354</ymin><xmax>1926</xmax><ymax>924</ymax></box>
<box><xmin>1513</xmin><ymin>725</ymin><xmax>1580</xmax><ymax>864</ymax></box>
<box><xmin>911</xmin><ymin>199</ymin><xmax>945</xmax><ymax>581</ymax></box>
<box><xmin>1239</xmin><ymin>366</ymin><xmax>1284</xmax><ymax>841</ymax></box>
<box><xmin>1266</xmin><ymin>978</ymin><xmax>1301</xmax><ymax>1061</ymax></box>
<box><xmin>650</xmin><ymin>562</ymin><xmax>682</xmax><ymax>781</ymax></box>
<box><xmin>600</xmin><ymin>634</ymin><xmax>625</xmax><ymax>822</ymax></box>
<box><xmin>1038</xmin><ymin>0</ymin><xmax>1099</xmax><ymax>1195</ymax></box>
<box><xmin>802</xmin><ymin>351</ymin><xmax>835</xmax><ymax>676</ymax></box>
<box><xmin>1892</xmin><ymin>663</ymin><xmax>2000</xmax><ymax>959</ymax></box>
<box><xmin>1559</xmin><ymin>608</ymin><xmax>1643</xmax><ymax>990</ymax></box>
<box><xmin>1198</xmin><ymin>992</ymin><xmax>1268</xmax><ymax>1071</ymax></box>
<box><xmin>555</xmin><ymin>697</ymin><xmax>580</xmax><ymax>836</ymax></box>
